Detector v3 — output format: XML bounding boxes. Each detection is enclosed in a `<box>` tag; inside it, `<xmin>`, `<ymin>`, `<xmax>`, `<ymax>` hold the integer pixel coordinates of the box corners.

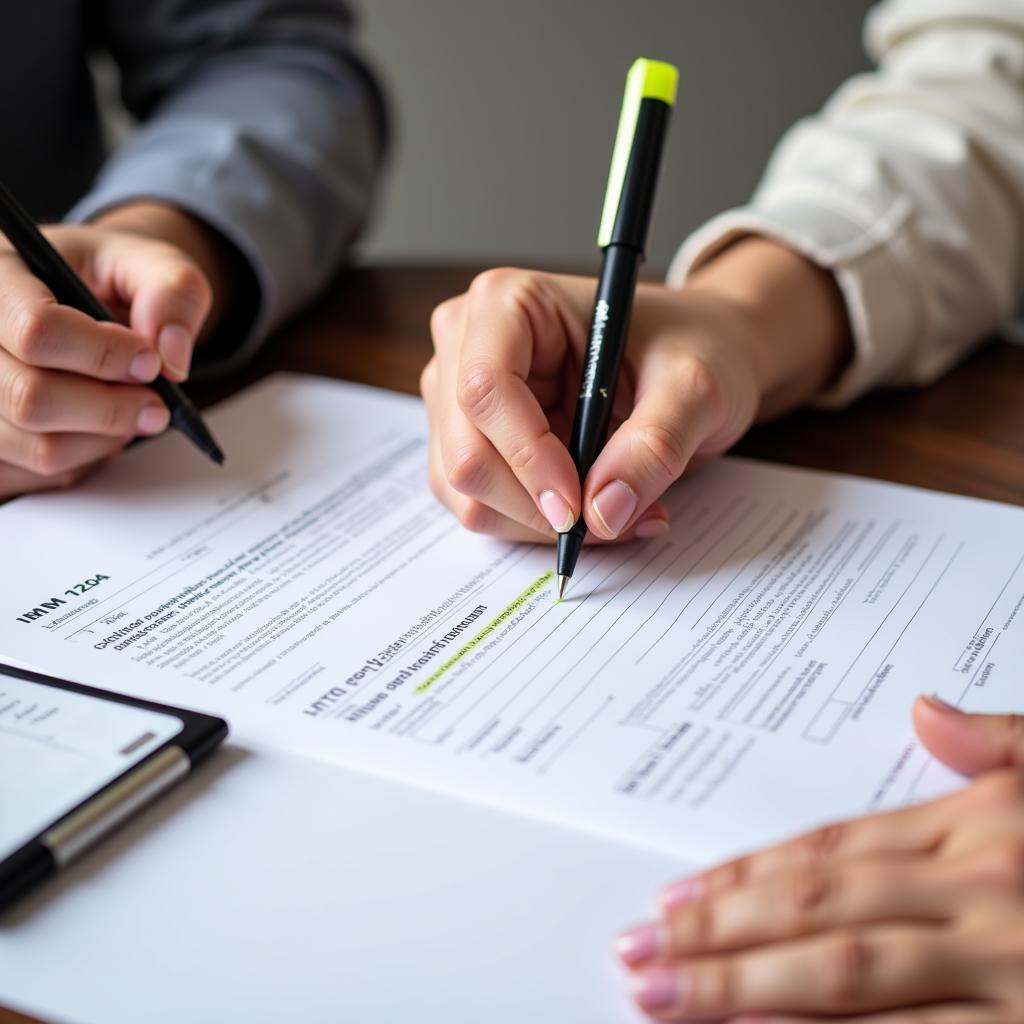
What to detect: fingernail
<box><xmin>660</xmin><ymin>876</ymin><xmax>703</xmax><ymax>910</ymax></box>
<box><xmin>137</xmin><ymin>403</ymin><xmax>170</xmax><ymax>435</ymax></box>
<box><xmin>921</xmin><ymin>694</ymin><xmax>963</xmax><ymax>715</ymax></box>
<box><xmin>635</xmin><ymin>517</ymin><xmax>669</xmax><ymax>540</ymax></box>
<box><xmin>591</xmin><ymin>480</ymin><xmax>638</xmax><ymax>538</ymax></box>
<box><xmin>615</xmin><ymin>921</ymin><xmax>667</xmax><ymax>966</ymax></box>
<box><xmin>630</xmin><ymin>969</ymin><xmax>685</xmax><ymax>1013</ymax></box>
<box><xmin>128</xmin><ymin>349</ymin><xmax>161</xmax><ymax>383</ymax></box>
<box><xmin>539</xmin><ymin>490</ymin><xmax>574</xmax><ymax>533</ymax></box>
<box><xmin>158</xmin><ymin>324</ymin><xmax>193</xmax><ymax>379</ymax></box>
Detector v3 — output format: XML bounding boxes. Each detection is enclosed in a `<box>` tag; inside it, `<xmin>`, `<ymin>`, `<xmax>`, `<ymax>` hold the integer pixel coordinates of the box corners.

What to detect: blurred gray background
<box><xmin>357</xmin><ymin>0</ymin><xmax>876</xmax><ymax>273</ymax></box>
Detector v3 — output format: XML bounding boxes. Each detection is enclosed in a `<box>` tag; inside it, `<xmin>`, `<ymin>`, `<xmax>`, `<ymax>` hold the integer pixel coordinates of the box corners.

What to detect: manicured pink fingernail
<box><xmin>128</xmin><ymin>349</ymin><xmax>161</xmax><ymax>382</ymax></box>
<box><xmin>539</xmin><ymin>489</ymin><xmax>574</xmax><ymax>533</ymax></box>
<box><xmin>137</xmin><ymin>403</ymin><xmax>170</xmax><ymax>435</ymax></box>
<box><xmin>630</xmin><ymin>968</ymin><xmax>685</xmax><ymax>1013</ymax></box>
<box><xmin>615</xmin><ymin>921</ymin><xmax>667</xmax><ymax>966</ymax></box>
<box><xmin>920</xmin><ymin>694</ymin><xmax>963</xmax><ymax>715</ymax></box>
<box><xmin>591</xmin><ymin>480</ymin><xmax>638</xmax><ymax>538</ymax></box>
<box><xmin>158</xmin><ymin>324</ymin><xmax>193</xmax><ymax>379</ymax></box>
<box><xmin>635</xmin><ymin>517</ymin><xmax>669</xmax><ymax>539</ymax></box>
<box><xmin>660</xmin><ymin>876</ymin><xmax>703</xmax><ymax>910</ymax></box>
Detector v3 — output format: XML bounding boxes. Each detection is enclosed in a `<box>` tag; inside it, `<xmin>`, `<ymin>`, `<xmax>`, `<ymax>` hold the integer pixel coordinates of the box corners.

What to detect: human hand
<box><xmin>616</xmin><ymin>697</ymin><xmax>1024</xmax><ymax>1021</ymax></box>
<box><xmin>0</xmin><ymin>204</ymin><xmax>216</xmax><ymax>499</ymax></box>
<box><xmin>421</xmin><ymin>239</ymin><xmax>849</xmax><ymax>544</ymax></box>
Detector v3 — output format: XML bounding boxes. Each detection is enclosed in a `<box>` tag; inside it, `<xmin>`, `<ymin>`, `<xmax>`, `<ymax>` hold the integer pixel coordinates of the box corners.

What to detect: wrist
<box><xmin>686</xmin><ymin>236</ymin><xmax>852</xmax><ymax>419</ymax></box>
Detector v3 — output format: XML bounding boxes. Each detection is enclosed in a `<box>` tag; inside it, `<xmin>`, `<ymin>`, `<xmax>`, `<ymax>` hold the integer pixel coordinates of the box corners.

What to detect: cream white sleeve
<box><xmin>669</xmin><ymin>0</ymin><xmax>1024</xmax><ymax>406</ymax></box>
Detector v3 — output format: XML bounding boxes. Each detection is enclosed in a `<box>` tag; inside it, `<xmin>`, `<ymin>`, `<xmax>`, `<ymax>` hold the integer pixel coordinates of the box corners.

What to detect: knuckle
<box><xmin>446</xmin><ymin>445</ymin><xmax>491</xmax><ymax>497</ymax></box>
<box><xmin>472</xmin><ymin>268</ymin><xmax>548</xmax><ymax>327</ymax></box>
<box><xmin>973</xmin><ymin>769</ymin><xmax>1024</xmax><ymax>809</ymax></box>
<box><xmin>686</xmin><ymin>900</ymin><xmax>718</xmax><ymax>949</ymax></box>
<box><xmin>166</xmin><ymin>262</ymin><xmax>212</xmax><ymax>312</ymax></box>
<box><xmin>677</xmin><ymin>353</ymin><xmax>723</xmax><ymax>417</ymax></box>
<box><xmin>429</xmin><ymin>299</ymin><xmax>460</xmax><ymax>342</ymax></box>
<box><xmin>6</xmin><ymin>368</ymin><xmax>46</xmax><ymax>428</ymax></box>
<box><xmin>53</xmin><ymin>469</ymin><xmax>83</xmax><ymax>490</ymax></box>
<box><xmin>989</xmin><ymin>928</ymin><xmax>1024</xmax><ymax>967</ymax></box>
<box><xmin>820</xmin><ymin>932</ymin><xmax>872</xmax><ymax>1003</ymax></box>
<box><xmin>707</xmin><ymin>856</ymin><xmax>749</xmax><ymax>893</ymax></box>
<box><xmin>91</xmin><ymin>340</ymin><xmax>120</xmax><ymax>379</ymax></box>
<box><xmin>633</xmin><ymin>421</ymin><xmax>689</xmax><ymax>483</ymax></box>
<box><xmin>1005</xmin><ymin>712</ymin><xmax>1024</xmax><ymax>750</ymax></box>
<box><xmin>976</xmin><ymin>839</ymin><xmax>1024</xmax><ymax>892</ymax></box>
<box><xmin>12</xmin><ymin>305</ymin><xmax>55</xmax><ymax>364</ymax></box>
<box><xmin>457</xmin><ymin>500</ymin><xmax>495</xmax><ymax>535</ymax></box>
<box><xmin>506</xmin><ymin>436</ymin><xmax>539</xmax><ymax>477</ymax></box>
<box><xmin>98</xmin><ymin>397</ymin><xmax>127</xmax><ymax>435</ymax></box>
<box><xmin>28</xmin><ymin>434</ymin><xmax>65</xmax><ymax>477</ymax></box>
<box><xmin>695</xmin><ymin>959</ymin><xmax>740</xmax><ymax>1014</ymax></box>
<box><xmin>783</xmin><ymin>866</ymin><xmax>833</xmax><ymax>933</ymax></box>
<box><xmin>457</xmin><ymin>364</ymin><xmax>501</xmax><ymax>421</ymax></box>
<box><xmin>803</xmin><ymin>821</ymin><xmax>847</xmax><ymax>860</ymax></box>
<box><xmin>419</xmin><ymin>359</ymin><xmax>437</xmax><ymax>399</ymax></box>
<box><xmin>468</xmin><ymin>267</ymin><xmax>521</xmax><ymax>303</ymax></box>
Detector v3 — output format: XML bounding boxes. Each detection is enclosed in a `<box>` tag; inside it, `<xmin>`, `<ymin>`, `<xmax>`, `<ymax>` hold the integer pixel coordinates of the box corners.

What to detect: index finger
<box><xmin>455</xmin><ymin>270</ymin><xmax>585</xmax><ymax>529</ymax></box>
<box><xmin>0</xmin><ymin>253</ymin><xmax>160</xmax><ymax>383</ymax></box>
<box><xmin>629</xmin><ymin>926</ymin><xmax>970</xmax><ymax>1020</ymax></box>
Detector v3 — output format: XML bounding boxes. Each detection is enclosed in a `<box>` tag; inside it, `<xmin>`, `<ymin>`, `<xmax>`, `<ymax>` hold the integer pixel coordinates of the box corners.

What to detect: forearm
<box><xmin>686</xmin><ymin>237</ymin><xmax>852</xmax><ymax>420</ymax></box>
<box><xmin>673</xmin><ymin>0</ymin><xmax>1024</xmax><ymax>407</ymax></box>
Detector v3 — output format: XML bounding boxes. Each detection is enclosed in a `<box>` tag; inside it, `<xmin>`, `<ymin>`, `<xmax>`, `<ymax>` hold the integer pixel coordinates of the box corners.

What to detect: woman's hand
<box><xmin>617</xmin><ymin>697</ymin><xmax>1024</xmax><ymax>1022</ymax></box>
<box><xmin>420</xmin><ymin>238</ymin><xmax>850</xmax><ymax>543</ymax></box>
<box><xmin>0</xmin><ymin>201</ymin><xmax>228</xmax><ymax>500</ymax></box>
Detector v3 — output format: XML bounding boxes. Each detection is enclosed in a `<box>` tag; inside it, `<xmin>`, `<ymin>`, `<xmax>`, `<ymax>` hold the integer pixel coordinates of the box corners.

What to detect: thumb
<box><xmin>582</xmin><ymin>361</ymin><xmax>717</xmax><ymax>540</ymax></box>
<box><xmin>913</xmin><ymin>695</ymin><xmax>1024</xmax><ymax>775</ymax></box>
<box><xmin>96</xmin><ymin>234</ymin><xmax>213</xmax><ymax>383</ymax></box>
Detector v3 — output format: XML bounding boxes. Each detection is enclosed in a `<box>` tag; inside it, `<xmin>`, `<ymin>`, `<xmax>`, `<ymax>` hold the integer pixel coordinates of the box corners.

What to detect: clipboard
<box><xmin>0</xmin><ymin>662</ymin><xmax>227</xmax><ymax>911</ymax></box>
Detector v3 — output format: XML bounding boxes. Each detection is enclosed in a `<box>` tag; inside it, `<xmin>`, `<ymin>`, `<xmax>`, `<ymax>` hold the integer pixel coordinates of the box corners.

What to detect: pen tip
<box><xmin>557</xmin><ymin>575</ymin><xmax>568</xmax><ymax>601</ymax></box>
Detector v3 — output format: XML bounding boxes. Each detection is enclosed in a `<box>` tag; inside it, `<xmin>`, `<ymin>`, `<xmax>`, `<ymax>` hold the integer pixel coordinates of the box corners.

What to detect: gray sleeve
<box><xmin>70</xmin><ymin>0</ymin><xmax>387</xmax><ymax>378</ymax></box>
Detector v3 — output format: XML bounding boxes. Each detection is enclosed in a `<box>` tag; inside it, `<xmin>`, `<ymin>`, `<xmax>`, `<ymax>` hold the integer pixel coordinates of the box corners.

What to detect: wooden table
<box><xmin>229</xmin><ymin>263</ymin><xmax>1024</xmax><ymax>507</ymax></box>
<box><xmin>4</xmin><ymin>263</ymin><xmax>1024</xmax><ymax>1024</ymax></box>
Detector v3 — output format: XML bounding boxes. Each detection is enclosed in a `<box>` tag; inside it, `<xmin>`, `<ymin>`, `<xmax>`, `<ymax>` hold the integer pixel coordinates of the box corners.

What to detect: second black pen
<box><xmin>0</xmin><ymin>178</ymin><xmax>225</xmax><ymax>466</ymax></box>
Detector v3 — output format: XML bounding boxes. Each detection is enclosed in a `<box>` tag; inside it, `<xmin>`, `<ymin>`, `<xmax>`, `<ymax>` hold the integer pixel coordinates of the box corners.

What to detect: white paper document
<box><xmin>2</xmin><ymin>744</ymin><xmax>677</xmax><ymax>1024</ymax></box>
<box><xmin>3</xmin><ymin>373</ymin><xmax>1023</xmax><ymax>864</ymax></box>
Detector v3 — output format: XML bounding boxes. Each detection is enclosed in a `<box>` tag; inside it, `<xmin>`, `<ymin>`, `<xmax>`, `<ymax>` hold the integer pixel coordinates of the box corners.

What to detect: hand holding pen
<box><xmin>420</xmin><ymin>61</ymin><xmax>851</xmax><ymax>572</ymax></box>
<box><xmin>0</xmin><ymin>191</ymin><xmax>225</xmax><ymax>500</ymax></box>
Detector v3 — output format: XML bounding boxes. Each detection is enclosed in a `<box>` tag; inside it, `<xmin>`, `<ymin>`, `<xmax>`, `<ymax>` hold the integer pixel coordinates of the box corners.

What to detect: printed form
<box><xmin>2</xmin><ymin>374</ymin><xmax>1022</xmax><ymax>863</ymax></box>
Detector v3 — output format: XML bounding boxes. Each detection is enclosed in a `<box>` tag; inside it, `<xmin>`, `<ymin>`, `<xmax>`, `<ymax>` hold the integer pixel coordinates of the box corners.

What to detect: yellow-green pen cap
<box><xmin>635</xmin><ymin>59</ymin><xmax>679</xmax><ymax>106</ymax></box>
<box><xmin>598</xmin><ymin>58</ymin><xmax>679</xmax><ymax>249</ymax></box>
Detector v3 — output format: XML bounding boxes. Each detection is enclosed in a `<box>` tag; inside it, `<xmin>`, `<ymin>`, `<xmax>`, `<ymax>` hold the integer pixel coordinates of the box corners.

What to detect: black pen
<box><xmin>0</xmin><ymin>178</ymin><xmax>224</xmax><ymax>465</ymax></box>
<box><xmin>556</xmin><ymin>58</ymin><xmax>677</xmax><ymax>599</ymax></box>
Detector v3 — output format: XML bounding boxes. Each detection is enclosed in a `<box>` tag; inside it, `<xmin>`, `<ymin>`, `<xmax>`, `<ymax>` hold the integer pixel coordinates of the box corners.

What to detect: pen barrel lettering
<box><xmin>568</xmin><ymin>244</ymin><xmax>640</xmax><ymax>478</ymax></box>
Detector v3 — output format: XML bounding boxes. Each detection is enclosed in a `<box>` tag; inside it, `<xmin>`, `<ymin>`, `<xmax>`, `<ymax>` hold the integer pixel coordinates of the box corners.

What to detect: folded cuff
<box><xmin>668</xmin><ymin>180</ymin><xmax>927</xmax><ymax>408</ymax></box>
